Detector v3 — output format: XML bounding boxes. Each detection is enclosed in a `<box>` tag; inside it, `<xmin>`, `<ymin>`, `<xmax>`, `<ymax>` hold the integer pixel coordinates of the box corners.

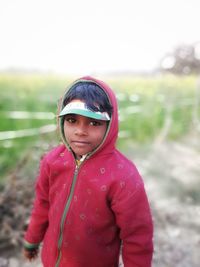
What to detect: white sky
<box><xmin>0</xmin><ymin>0</ymin><xmax>200</xmax><ymax>75</ymax></box>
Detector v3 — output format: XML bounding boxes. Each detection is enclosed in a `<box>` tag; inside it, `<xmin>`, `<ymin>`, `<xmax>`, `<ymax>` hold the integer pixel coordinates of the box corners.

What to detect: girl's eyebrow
<box><xmin>64</xmin><ymin>114</ymin><xmax>76</xmax><ymax>120</ymax></box>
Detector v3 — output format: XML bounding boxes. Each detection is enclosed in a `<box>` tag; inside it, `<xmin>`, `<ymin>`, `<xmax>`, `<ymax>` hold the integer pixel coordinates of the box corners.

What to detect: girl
<box><xmin>23</xmin><ymin>76</ymin><xmax>153</xmax><ymax>267</ymax></box>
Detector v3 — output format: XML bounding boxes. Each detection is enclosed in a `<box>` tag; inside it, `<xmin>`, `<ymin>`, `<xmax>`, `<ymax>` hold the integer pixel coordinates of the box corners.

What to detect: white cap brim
<box><xmin>59</xmin><ymin>101</ymin><xmax>110</xmax><ymax>121</ymax></box>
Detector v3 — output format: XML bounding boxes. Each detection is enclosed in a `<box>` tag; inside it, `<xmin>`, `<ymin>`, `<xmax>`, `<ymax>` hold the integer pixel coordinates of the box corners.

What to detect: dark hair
<box><xmin>63</xmin><ymin>82</ymin><xmax>113</xmax><ymax>117</ymax></box>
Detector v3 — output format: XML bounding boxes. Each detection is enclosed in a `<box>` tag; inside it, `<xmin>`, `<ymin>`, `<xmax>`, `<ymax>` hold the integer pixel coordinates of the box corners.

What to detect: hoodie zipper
<box><xmin>55</xmin><ymin>164</ymin><xmax>79</xmax><ymax>267</ymax></box>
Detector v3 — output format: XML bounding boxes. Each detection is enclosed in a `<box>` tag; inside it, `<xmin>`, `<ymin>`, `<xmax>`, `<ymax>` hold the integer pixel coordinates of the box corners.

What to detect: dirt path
<box><xmin>133</xmin><ymin>139</ymin><xmax>200</xmax><ymax>267</ymax></box>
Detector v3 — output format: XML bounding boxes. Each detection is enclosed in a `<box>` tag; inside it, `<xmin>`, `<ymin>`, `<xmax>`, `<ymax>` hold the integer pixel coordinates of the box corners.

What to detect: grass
<box><xmin>115</xmin><ymin>75</ymin><xmax>198</xmax><ymax>143</ymax></box>
<box><xmin>0</xmin><ymin>73</ymin><xmax>199</xmax><ymax>181</ymax></box>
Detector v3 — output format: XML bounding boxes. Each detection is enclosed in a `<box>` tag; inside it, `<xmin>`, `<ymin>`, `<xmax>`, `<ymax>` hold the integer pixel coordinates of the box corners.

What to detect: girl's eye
<box><xmin>90</xmin><ymin>120</ymin><xmax>102</xmax><ymax>126</ymax></box>
<box><xmin>65</xmin><ymin>117</ymin><xmax>76</xmax><ymax>123</ymax></box>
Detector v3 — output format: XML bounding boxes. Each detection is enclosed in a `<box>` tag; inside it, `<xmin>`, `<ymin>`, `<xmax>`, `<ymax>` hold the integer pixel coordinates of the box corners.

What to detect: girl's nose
<box><xmin>74</xmin><ymin>123</ymin><xmax>87</xmax><ymax>135</ymax></box>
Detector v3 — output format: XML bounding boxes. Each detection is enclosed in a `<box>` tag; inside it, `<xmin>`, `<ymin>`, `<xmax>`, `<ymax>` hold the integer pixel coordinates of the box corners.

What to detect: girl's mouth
<box><xmin>71</xmin><ymin>141</ymin><xmax>90</xmax><ymax>146</ymax></box>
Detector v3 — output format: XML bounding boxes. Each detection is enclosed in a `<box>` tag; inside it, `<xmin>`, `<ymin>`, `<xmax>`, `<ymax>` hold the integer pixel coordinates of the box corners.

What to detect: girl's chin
<box><xmin>70</xmin><ymin>143</ymin><xmax>91</xmax><ymax>156</ymax></box>
<box><xmin>71</xmin><ymin>148</ymin><xmax>90</xmax><ymax>157</ymax></box>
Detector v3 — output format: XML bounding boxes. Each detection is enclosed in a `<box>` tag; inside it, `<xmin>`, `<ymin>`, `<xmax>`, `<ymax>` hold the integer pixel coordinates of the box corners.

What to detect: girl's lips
<box><xmin>71</xmin><ymin>141</ymin><xmax>90</xmax><ymax>146</ymax></box>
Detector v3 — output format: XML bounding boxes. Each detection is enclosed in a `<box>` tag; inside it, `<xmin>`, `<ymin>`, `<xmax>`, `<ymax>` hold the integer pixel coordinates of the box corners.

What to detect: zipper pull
<box><xmin>74</xmin><ymin>165</ymin><xmax>79</xmax><ymax>175</ymax></box>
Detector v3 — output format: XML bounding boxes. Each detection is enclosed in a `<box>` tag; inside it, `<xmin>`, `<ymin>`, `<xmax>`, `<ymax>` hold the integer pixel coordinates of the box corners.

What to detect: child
<box><xmin>23</xmin><ymin>76</ymin><xmax>153</xmax><ymax>267</ymax></box>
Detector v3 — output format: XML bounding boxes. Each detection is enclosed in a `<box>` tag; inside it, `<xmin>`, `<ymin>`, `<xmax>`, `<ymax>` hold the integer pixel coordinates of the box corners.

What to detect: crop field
<box><xmin>0</xmin><ymin>73</ymin><xmax>199</xmax><ymax>181</ymax></box>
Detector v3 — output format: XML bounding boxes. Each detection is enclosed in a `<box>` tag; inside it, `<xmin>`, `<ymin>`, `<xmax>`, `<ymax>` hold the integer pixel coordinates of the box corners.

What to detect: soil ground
<box><xmin>0</xmin><ymin>135</ymin><xmax>200</xmax><ymax>267</ymax></box>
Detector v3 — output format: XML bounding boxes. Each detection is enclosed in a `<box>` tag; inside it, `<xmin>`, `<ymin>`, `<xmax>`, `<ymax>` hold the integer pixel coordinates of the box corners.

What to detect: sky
<box><xmin>0</xmin><ymin>0</ymin><xmax>200</xmax><ymax>75</ymax></box>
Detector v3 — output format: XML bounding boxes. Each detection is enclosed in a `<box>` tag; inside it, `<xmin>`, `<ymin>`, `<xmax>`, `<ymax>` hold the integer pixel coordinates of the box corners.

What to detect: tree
<box><xmin>160</xmin><ymin>43</ymin><xmax>200</xmax><ymax>75</ymax></box>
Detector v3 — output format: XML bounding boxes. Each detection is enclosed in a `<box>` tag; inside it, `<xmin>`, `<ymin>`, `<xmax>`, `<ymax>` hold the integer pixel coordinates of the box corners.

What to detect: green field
<box><xmin>0</xmin><ymin>73</ymin><xmax>199</xmax><ymax>181</ymax></box>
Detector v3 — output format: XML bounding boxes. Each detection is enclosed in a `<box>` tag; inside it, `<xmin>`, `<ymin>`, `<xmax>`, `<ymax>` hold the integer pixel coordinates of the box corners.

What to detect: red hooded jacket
<box><xmin>24</xmin><ymin>76</ymin><xmax>153</xmax><ymax>267</ymax></box>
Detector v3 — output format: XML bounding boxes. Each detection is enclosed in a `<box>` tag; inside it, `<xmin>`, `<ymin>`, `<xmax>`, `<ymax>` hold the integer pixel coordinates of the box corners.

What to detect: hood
<box><xmin>58</xmin><ymin>76</ymin><xmax>119</xmax><ymax>158</ymax></box>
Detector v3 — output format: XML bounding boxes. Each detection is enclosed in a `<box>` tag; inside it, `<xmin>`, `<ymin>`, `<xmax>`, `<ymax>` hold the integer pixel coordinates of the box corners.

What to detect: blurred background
<box><xmin>0</xmin><ymin>0</ymin><xmax>200</xmax><ymax>266</ymax></box>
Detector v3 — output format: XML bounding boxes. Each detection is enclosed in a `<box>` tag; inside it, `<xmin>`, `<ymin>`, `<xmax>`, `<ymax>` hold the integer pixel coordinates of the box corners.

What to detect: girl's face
<box><xmin>64</xmin><ymin>114</ymin><xmax>107</xmax><ymax>159</ymax></box>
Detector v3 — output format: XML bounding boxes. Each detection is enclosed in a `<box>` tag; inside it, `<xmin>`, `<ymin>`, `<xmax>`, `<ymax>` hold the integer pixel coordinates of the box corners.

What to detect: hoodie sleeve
<box><xmin>24</xmin><ymin>156</ymin><xmax>50</xmax><ymax>249</ymax></box>
<box><xmin>110</xmin><ymin>172</ymin><xmax>153</xmax><ymax>267</ymax></box>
